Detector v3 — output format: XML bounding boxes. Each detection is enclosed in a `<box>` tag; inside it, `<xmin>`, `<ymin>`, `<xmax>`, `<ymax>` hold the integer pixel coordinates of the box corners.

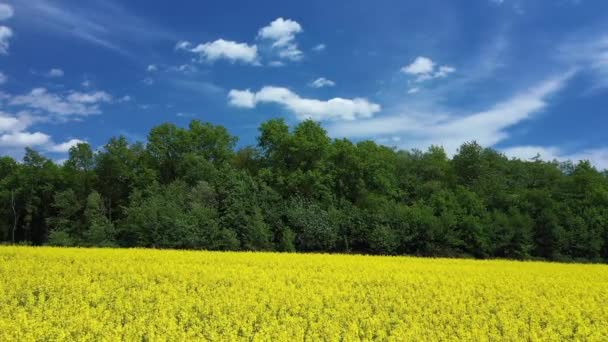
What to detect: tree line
<box><xmin>1</xmin><ymin>119</ymin><xmax>607</xmax><ymax>262</ymax></box>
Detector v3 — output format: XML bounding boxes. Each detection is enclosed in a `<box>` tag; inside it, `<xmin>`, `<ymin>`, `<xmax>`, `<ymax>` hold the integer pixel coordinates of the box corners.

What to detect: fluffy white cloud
<box><xmin>258</xmin><ymin>18</ymin><xmax>303</xmax><ymax>61</ymax></box>
<box><xmin>147</xmin><ymin>64</ymin><xmax>158</xmax><ymax>72</ymax></box>
<box><xmin>401</xmin><ymin>56</ymin><xmax>456</xmax><ymax>82</ymax></box>
<box><xmin>0</xmin><ymin>4</ymin><xmax>13</xmax><ymax>21</ymax></box>
<box><xmin>227</xmin><ymin>89</ymin><xmax>256</xmax><ymax>108</ymax></box>
<box><xmin>10</xmin><ymin>88</ymin><xmax>112</xmax><ymax>116</ymax></box>
<box><xmin>0</xmin><ymin>26</ymin><xmax>13</xmax><ymax>55</ymax></box>
<box><xmin>229</xmin><ymin>86</ymin><xmax>381</xmax><ymax>121</ymax></box>
<box><xmin>0</xmin><ymin>111</ymin><xmax>50</xmax><ymax>149</ymax></box>
<box><xmin>47</xmin><ymin>138</ymin><xmax>85</xmax><ymax>153</ymax></box>
<box><xmin>1</xmin><ymin>92</ymin><xmax>91</xmax><ymax>154</ymax></box>
<box><xmin>0</xmin><ymin>112</ymin><xmax>40</xmax><ymax>133</ymax></box>
<box><xmin>0</xmin><ymin>71</ymin><xmax>6</xmax><ymax>84</ymax></box>
<box><xmin>407</xmin><ymin>87</ymin><xmax>420</xmax><ymax>94</ymax></box>
<box><xmin>47</xmin><ymin>68</ymin><xmax>64</xmax><ymax>77</ymax></box>
<box><xmin>502</xmin><ymin>145</ymin><xmax>608</xmax><ymax>170</ymax></box>
<box><xmin>328</xmin><ymin>73</ymin><xmax>572</xmax><ymax>155</ymax></box>
<box><xmin>0</xmin><ymin>131</ymin><xmax>50</xmax><ymax>147</ymax></box>
<box><xmin>0</xmin><ymin>113</ymin><xmax>23</xmax><ymax>133</ymax></box>
<box><xmin>402</xmin><ymin>56</ymin><xmax>435</xmax><ymax>75</ymax></box>
<box><xmin>310</xmin><ymin>77</ymin><xmax>335</xmax><ymax>88</ymax></box>
<box><xmin>258</xmin><ymin>17</ymin><xmax>302</xmax><ymax>47</ymax></box>
<box><xmin>190</xmin><ymin>39</ymin><xmax>258</xmax><ymax>64</ymax></box>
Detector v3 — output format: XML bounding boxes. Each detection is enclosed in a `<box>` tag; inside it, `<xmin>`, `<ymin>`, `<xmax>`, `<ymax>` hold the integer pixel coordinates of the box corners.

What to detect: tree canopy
<box><xmin>1</xmin><ymin>119</ymin><xmax>607</xmax><ymax>263</ymax></box>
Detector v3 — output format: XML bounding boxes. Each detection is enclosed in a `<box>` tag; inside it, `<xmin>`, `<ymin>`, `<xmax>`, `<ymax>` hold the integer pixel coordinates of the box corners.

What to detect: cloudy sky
<box><xmin>1</xmin><ymin>0</ymin><xmax>607</xmax><ymax>169</ymax></box>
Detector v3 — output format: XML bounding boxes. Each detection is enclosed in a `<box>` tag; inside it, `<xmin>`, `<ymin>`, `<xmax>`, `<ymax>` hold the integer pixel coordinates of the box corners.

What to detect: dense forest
<box><xmin>1</xmin><ymin>119</ymin><xmax>607</xmax><ymax>262</ymax></box>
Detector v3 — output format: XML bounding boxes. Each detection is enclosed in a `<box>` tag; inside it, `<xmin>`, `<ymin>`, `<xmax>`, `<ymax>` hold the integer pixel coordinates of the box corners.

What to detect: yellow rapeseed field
<box><xmin>0</xmin><ymin>247</ymin><xmax>607</xmax><ymax>341</ymax></box>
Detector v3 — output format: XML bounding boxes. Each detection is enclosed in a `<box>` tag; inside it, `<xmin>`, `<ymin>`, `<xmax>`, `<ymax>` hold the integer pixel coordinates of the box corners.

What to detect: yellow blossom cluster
<box><xmin>0</xmin><ymin>246</ymin><xmax>607</xmax><ymax>341</ymax></box>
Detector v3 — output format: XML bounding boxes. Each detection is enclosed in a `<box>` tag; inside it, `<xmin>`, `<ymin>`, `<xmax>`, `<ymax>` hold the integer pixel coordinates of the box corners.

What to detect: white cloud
<box><xmin>0</xmin><ymin>132</ymin><xmax>50</xmax><ymax>147</ymax></box>
<box><xmin>501</xmin><ymin>146</ymin><xmax>560</xmax><ymax>161</ymax></box>
<box><xmin>0</xmin><ymin>4</ymin><xmax>14</xmax><ymax>21</ymax></box>
<box><xmin>502</xmin><ymin>145</ymin><xmax>608</xmax><ymax>171</ymax></box>
<box><xmin>0</xmin><ymin>113</ymin><xmax>24</xmax><ymax>133</ymax></box>
<box><xmin>81</xmin><ymin>80</ymin><xmax>92</xmax><ymax>88</ymax></box>
<box><xmin>277</xmin><ymin>44</ymin><xmax>303</xmax><ymax>61</ymax></box>
<box><xmin>402</xmin><ymin>56</ymin><xmax>435</xmax><ymax>75</ymax></box>
<box><xmin>407</xmin><ymin>87</ymin><xmax>420</xmax><ymax>94</ymax></box>
<box><xmin>190</xmin><ymin>39</ymin><xmax>258</xmax><ymax>64</ymax></box>
<box><xmin>0</xmin><ymin>26</ymin><xmax>13</xmax><ymax>55</ymax></box>
<box><xmin>268</xmin><ymin>60</ymin><xmax>285</xmax><ymax>67</ymax></box>
<box><xmin>435</xmin><ymin>65</ymin><xmax>456</xmax><ymax>78</ymax></box>
<box><xmin>328</xmin><ymin>73</ymin><xmax>572</xmax><ymax>155</ymax></box>
<box><xmin>227</xmin><ymin>89</ymin><xmax>255</xmax><ymax>108</ymax></box>
<box><xmin>118</xmin><ymin>95</ymin><xmax>132</xmax><ymax>102</ymax></box>
<box><xmin>229</xmin><ymin>86</ymin><xmax>381</xmax><ymax>121</ymax></box>
<box><xmin>258</xmin><ymin>17</ymin><xmax>302</xmax><ymax>47</ymax></box>
<box><xmin>147</xmin><ymin>64</ymin><xmax>158</xmax><ymax>72</ymax></box>
<box><xmin>313</xmin><ymin>44</ymin><xmax>326</xmax><ymax>52</ymax></box>
<box><xmin>47</xmin><ymin>138</ymin><xmax>85</xmax><ymax>153</ymax></box>
<box><xmin>67</xmin><ymin>91</ymin><xmax>112</xmax><ymax>104</ymax></box>
<box><xmin>10</xmin><ymin>88</ymin><xmax>112</xmax><ymax>116</ymax></box>
<box><xmin>47</xmin><ymin>68</ymin><xmax>64</xmax><ymax>77</ymax></box>
<box><xmin>175</xmin><ymin>40</ymin><xmax>192</xmax><ymax>51</ymax></box>
<box><xmin>560</xmin><ymin>36</ymin><xmax>608</xmax><ymax>90</ymax></box>
<box><xmin>0</xmin><ymin>112</ymin><xmax>40</xmax><ymax>133</ymax></box>
<box><xmin>171</xmin><ymin>64</ymin><xmax>197</xmax><ymax>73</ymax></box>
<box><xmin>258</xmin><ymin>17</ymin><xmax>303</xmax><ymax>61</ymax></box>
<box><xmin>0</xmin><ymin>71</ymin><xmax>6</xmax><ymax>84</ymax></box>
<box><xmin>0</xmin><ymin>112</ymin><xmax>48</xmax><ymax>148</ymax></box>
<box><xmin>310</xmin><ymin>77</ymin><xmax>335</xmax><ymax>88</ymax></box>
<box><xmin>401</xmin><ymin>56</ymin><xmax>456</xmax><ymax>82</ymax></box>
<box><xmin>0</xmin><ymin>111</ymin><xmax>87</xmax><ymax>153</ymax></box>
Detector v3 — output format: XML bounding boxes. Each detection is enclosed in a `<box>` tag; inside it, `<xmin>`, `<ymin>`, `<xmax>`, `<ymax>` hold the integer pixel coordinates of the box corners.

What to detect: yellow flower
<box><xmin>0</xmin><ymin>246</ymin><xmax>607</xmax><ymax>341</ymax></box>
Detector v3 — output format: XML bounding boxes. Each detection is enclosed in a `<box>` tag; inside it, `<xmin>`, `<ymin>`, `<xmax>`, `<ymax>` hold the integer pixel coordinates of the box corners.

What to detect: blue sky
<box><xmin>1</xmin><ymin>0</ymin><xmax>607</xmax><ymax>169</ymax></box>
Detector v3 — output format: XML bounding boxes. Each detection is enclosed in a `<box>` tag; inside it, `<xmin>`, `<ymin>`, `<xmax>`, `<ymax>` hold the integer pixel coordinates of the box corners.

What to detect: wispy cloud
<box><xmin>328</xmin><ymin>72</ymin><xmax>573</xmax><ymax>155</ymax></box>
<box><xmin>309</xmin><ymin>77</ymin><xmax>336</xmax><ymax>88</ymax></box>
<box><xmin>9</xmin><ymin>88</ymin><xmax>113</xmax><ymax>116</ymax></box>
<box><xmin>502</xmin><ymin>145</ymin><xmax>608</xmax><ymax>171</ymax></box>
<box><xmin>559</xmin><ymin>34</ymin><xmax>608</xmax><ymax>91</ymax></box>
<box><xmin>13</xmin><ymin>0</ymin><xmax>175</xmax><ymax>56</ymax></box>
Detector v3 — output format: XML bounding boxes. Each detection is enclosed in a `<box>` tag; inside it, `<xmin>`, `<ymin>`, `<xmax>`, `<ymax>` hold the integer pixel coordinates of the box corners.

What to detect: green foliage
<box><xmin>1</xmin><ymin>119</ymin><xmax>607</xmax><ymax>263</ymax></box>
<box><xmin>286</xmin><ymin>198</ymin><xmax>338</xmax><ymax>251</ymax></box>
<box><xmin>47</xmin><ymin>230</ymin><xmax>76</xmax><ymax>247</ymax></box>
<box><xmin>83</xmin><ymin>191</ymin><xmax>116</xmax><ymax>247</ymax></box>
